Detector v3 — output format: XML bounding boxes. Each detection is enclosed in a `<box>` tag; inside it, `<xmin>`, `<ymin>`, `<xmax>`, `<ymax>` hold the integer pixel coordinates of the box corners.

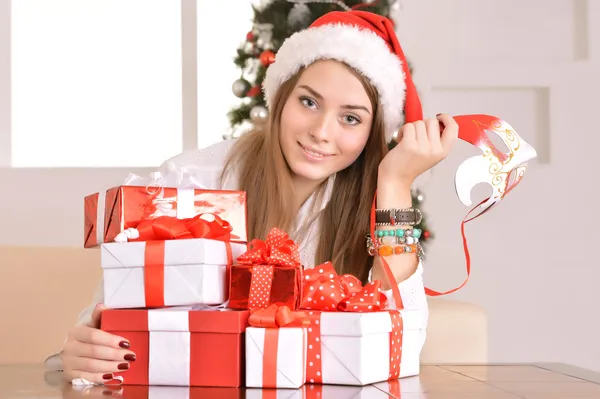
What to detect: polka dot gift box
<box><xmin>229</xmin><ymin>228</ymin><xmax>303</xmax><ymax>310</ymax></box>
<box><xmin>299</xmin><ymin>262</ymin><xmax>425</xmax><ymax>386</ymax></box>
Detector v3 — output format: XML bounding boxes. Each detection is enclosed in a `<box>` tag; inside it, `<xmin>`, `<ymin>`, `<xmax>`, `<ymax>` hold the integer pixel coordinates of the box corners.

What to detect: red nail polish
<box><xmin>102</xmin><ymin>373</ymin><xmax>113</xmax><ymax>380</ymax></box>
<box><xmin>119</xmin><ymin>341</ymin><xmax>130</xmax><ymax>349</ymax></box>
<box><xmin>124</xmin><ymin>353</ymin><xmax>136</xmax><ymax>361</ymax></box>
<box><xmin>118</xmin><ymin>363</ymin><xmax>129</xmax><ymax>370</ymax></box>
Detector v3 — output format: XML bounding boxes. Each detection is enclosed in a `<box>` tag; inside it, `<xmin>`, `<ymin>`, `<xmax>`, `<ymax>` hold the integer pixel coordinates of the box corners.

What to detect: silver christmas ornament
<box><xmin>232</xmin><ymin>78</ymin><xmax>250</xmax><ymax>98</ymax></box>
<box><xmin>250</xmin><ymin>105</ymin><xmax>269</xmax><ymax>124</ymax></box>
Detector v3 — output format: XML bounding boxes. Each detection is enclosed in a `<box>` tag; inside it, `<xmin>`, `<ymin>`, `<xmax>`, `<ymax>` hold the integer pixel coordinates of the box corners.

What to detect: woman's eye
<box><xmin>344</xmin><ymin>115</ymin><xmax>361</xmax><ymax>125</ymax></box>
<box><xmin>301</xmin><ymin>97</ymin><xmax>317</xmax><ymax>109</ymax></box>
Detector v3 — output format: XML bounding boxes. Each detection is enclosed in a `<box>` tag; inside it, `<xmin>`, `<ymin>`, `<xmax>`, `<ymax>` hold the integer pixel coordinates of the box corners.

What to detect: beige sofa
<box><xmin>0</xmin><ymin>245</ymin><xmax>488</xmax><ymax>365</ymax></box>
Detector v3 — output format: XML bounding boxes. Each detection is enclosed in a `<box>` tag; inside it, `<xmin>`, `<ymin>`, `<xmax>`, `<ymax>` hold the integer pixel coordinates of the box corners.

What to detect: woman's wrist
<box><xmin>376</xmin><ymin>176</ymin><xmax>413</xmax><ymax>209</ymax></box>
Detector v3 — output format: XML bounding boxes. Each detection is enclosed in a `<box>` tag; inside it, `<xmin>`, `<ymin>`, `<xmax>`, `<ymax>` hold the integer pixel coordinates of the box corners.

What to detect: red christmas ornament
<box><xmin>259</xmin><ymin>50</ymin><xmax>276</xmax><ymax>67</ymax></box>
<box><xmin>246</xmin><ymin>31</ymin><xmax>255</xmax><ymax>41</ymax></box>
<box><xmin>423</xmin><ymin>231</ymin><xmax>430</xmax><ymax>238</ymax></box>
<box><xmin>246</xmin><ymin>85</ymin><xmax>261</xmax><ymax>97</ymax></box>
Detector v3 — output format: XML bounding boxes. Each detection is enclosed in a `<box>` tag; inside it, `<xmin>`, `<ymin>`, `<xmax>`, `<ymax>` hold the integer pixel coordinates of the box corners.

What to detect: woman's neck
<box><xmin>292</xmin><ymin>175</ymin><xmax>327</xmax><ymax>211</ymax></box>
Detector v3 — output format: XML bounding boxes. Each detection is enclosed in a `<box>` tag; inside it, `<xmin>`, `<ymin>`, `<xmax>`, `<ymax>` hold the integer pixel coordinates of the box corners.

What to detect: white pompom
<box><xmin>114</xmin><ymin>228</ymin><xmax>140</xmax><ymax>243</ymax></box>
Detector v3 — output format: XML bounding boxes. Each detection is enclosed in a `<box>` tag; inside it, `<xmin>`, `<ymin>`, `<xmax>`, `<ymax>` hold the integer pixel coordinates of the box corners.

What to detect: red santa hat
<box><xmin>263</xmin><ymin>10</ymin><xmax>423</xmax><ymax>142</ymax></box>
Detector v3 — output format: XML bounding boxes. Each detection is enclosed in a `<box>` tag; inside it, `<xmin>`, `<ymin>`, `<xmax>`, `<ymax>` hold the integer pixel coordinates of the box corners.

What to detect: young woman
<box><xmin>52</xmin><ymin>10</ymin><xmax>458</xmax><ymax>384</ymax></box>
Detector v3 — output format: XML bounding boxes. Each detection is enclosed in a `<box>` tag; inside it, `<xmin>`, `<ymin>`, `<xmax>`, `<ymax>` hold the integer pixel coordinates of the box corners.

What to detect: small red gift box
<box><xmin>84</xmin><ymin>184</ymin><xmax>247</xmax><ymax>247</ymax></box>
<box><xmin>228</xmin><ymin>228</ymin><xmax>303</xmax><ymax>310</ymax></box>
<box><xmin>101</xmin><ymin>307</ymin><xmax>250</xmax><ymax>387</ymax></box>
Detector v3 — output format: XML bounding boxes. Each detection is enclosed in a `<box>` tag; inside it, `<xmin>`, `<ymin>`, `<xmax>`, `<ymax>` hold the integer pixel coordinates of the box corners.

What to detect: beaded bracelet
<box><xmin>366</xmin><ymin>234</ymin><xmax>424</xmax><ymax>259</ymax></box>
<box><xmin>376</xmin><ymin>235</ymin><xmax>419</xmax><ymax>246</ymax></box>
<box><xmin>375</xmin><ymin>228</ymin><xmax>422</xmax><ymax>239</ymax></box>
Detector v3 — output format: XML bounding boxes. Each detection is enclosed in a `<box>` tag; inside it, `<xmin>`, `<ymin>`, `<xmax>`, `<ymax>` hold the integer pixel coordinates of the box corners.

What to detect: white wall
<box><xmin>1</xmin><ymin>0</ymin><xmax>600</xmax><ymax>372</ymax></box>
<box><xmin>394</xmin><ymin>0</ymin><xmax>600</xmax><ymax>371</ymax></box>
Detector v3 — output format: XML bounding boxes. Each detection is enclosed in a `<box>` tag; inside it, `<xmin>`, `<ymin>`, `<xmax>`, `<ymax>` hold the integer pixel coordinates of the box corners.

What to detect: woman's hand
<box><xmin>61</xmin><ymin>303</ymin><xmax>135</xmax><ymax>384</ymax></box>
<box><xmin>378</xmin><ymin>114</ymin><xmax>459</xmax><ymax>186</ymax></box>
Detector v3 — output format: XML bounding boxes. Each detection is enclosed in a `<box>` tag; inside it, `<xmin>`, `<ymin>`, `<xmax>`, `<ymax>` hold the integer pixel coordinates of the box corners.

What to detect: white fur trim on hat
<box><xmin>263</xmin><ymin>23</ymin><xmax>406</xmax><ymax>141</ymax></box>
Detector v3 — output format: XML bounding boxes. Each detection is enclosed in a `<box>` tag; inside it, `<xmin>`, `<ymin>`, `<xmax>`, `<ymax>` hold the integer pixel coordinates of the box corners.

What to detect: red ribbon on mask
<box><xmin>249</xmin><ymin>304</ymin><xmax>310</xmax><ymax>388</ymax></box>
<box><xmin>236</xmin><ymin>228</ymin><xmax>302</xmax><ymax>309</ymax></box>
<box><xmin>134</xmin><ymin>214</ymin><xmax>234</xmax><ymax>308</ymax></box>
<box><xmin>299</xmin><ymin>262</ymin><xmax>403</xmax><ymax>384</ymax></box>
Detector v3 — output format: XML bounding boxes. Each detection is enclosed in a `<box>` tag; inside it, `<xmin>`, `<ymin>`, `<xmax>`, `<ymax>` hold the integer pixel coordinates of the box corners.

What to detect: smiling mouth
<box><xmin>298</xmin><ymin>142</ymin><xmax>333</xmax><ymax>158</ymax></box>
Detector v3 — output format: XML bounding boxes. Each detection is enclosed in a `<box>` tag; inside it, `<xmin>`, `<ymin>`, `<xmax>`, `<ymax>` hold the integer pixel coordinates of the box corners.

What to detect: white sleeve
<box><xmin>158</xmin><ymin>139</ymin><xmax>238</xmax><ymax>190</ymax></box>
<box><xmin>369</xmin><ymin>260</ymin><xmax>429</xmax><ymax>326</ymax></box>
<box><xmin>74</xmin><ymin>278</ymin><xmax>105</xmax><ymax>326</ymax></box>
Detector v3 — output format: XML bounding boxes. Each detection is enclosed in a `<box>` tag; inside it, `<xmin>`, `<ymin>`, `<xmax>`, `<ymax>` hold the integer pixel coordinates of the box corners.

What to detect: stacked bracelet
<box><xmin>366</xmin><ymin>234</ymin><xmax>424</xmax><ymax>259</ymax></box>
<box><xmin>375</xmin><ymin>227</ymin><xmax>422</xmax><ymax>239</ymax></box>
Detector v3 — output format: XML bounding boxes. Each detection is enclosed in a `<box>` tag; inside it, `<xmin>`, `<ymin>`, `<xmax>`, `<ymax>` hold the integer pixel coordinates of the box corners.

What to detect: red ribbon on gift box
<box><xmin>299</xmin><ymin>262</ymin><xmax>404</xmax><ymax>384</ymax></box>
<box><xmin>249</xmin><ymin>304</ymin><xmax>310</xmax><ymax>388</ymax></box>
<box><xmin>236</xmin><ymin>228</ymin><xmax>302</xmax><ymax>309</ymax></box>
<box><xmin>138</xmin><ymin>214</ymin><xmax>234</xmax><ymax>308</ymax></box>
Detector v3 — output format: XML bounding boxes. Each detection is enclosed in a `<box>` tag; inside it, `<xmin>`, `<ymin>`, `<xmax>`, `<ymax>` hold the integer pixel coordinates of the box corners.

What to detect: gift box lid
<box><xmin>100</xmin><ymin>238</ymin><xmax>248</xmax><ymax>268</ymax></box>
<box><xmin>101</xmin><ymin>307</ymin><xmax>250</xmax><ymax>333</ymax></box>
<box><xmin>316</xmin><ymin>308</ymin><xmax>425</xmax><ymax>337</ymax></box>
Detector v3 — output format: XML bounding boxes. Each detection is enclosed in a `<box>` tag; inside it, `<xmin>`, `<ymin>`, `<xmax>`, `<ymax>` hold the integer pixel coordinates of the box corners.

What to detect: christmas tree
<box><xmin>226</xmin><ymin>0</ymin><xmax>433</xmax><ymax>248</ymax></box>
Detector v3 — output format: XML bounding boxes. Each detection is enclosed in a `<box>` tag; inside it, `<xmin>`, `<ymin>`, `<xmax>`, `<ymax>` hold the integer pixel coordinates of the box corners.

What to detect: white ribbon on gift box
<box><xmin>147</xmin><ymin>308</ymin><xmax>192</xmax><ymax>386</ymax></box>
<box><xmin>96</xmin><ymin>164</ymin><xmax>207</xmax><ymax>245</ymax></box>
<box><xmin>145</xmin><ymin>305</ymin><xmax>229</xmax><ymax>386</ymax></box>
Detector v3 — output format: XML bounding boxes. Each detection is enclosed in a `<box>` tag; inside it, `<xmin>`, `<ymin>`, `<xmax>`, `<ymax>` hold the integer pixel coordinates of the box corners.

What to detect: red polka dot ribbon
<box><xmin>300</xmin><ymin>261</ymin><xmax>389</xmax><ymax>312</ymax></box>
<box><xmin>247</xmin><ymin>265</ymin><xmax>275</xmax><ymax>309</ymax></box>
<box><xmin>236</xmin><ymin>227</ymin><xmax>301</xmax><ymax>268</ymax></box>
<box><xmin>300</xmin><ymin>262</ymin><xmax>403</xmax><ymax>383</ymax></box>
<box><xmin>236</xmin><ymin>228</ymin><xmax>302</xmax><ymax>310</ymax></box>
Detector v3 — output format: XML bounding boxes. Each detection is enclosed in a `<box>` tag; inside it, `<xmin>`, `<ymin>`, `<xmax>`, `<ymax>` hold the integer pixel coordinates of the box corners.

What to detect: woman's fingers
<box><xmin>65</xmin><ymin>341</ymin><xmax>134</xmax><ymax>363</ymax></box>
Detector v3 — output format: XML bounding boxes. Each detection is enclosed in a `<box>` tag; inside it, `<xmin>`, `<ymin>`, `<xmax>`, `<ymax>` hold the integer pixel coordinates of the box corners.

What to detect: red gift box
<box><xmin>228</xmin><ymin>228</ymin><xmax>303</xmax><ymax>310</ymax></box>
<box><xmin>84</xmin><ymin>185</ymin><xmax>247</xmax><ymax>247</ymax></box>
<box><xmin>101</xmin><ymin>307</ymin><xmax>250</xmax><ymax>387</ymax></box>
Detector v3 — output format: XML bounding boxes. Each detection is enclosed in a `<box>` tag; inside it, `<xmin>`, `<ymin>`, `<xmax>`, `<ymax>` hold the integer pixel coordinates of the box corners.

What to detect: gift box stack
<box><xmin>84</xmin><ymin>172</ymin><xmax>252</xmax><ymax>387</ymax></box>
<box><xmin>83</xmin><ymin>171</ymin><xmax>423</xmax><ymax>389</ymax></box>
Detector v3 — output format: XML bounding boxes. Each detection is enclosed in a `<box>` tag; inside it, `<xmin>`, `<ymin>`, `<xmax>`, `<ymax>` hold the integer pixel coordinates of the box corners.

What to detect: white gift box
<box><xmin>245</xmin><ymin>327</ymin><xmax>307</xmax><ymax>388</ymax></box>
<box><xmin>307</xmin><ymin>308</ymin><xmax>426</xmax><ymax>386</ymax></box>
<box><xmin>101</xmin><ymin>238</ymin><xmax>247</xmax><ymax>309</ymax></box>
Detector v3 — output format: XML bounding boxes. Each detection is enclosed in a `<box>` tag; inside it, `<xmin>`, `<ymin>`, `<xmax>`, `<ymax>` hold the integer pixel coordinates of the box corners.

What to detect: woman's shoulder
<box><xmin>158</xmin><ymin>139</ymin><xmax>240</xmax><ymax>190</ymax></box>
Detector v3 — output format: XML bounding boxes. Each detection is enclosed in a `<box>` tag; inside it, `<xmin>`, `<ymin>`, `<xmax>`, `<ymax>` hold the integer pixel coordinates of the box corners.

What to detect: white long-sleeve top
<box><xmin>47</xmin><ymin>138</ymin><xmax>429</xmax><ymax>370</ymax></box>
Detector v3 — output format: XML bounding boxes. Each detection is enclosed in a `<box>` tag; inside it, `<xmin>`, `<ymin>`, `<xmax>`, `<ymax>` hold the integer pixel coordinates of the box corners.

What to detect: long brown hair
<box><xmin>222</xmin><ymin>62</ymin><xmax>388</xmax><ymax>283</ymax></box>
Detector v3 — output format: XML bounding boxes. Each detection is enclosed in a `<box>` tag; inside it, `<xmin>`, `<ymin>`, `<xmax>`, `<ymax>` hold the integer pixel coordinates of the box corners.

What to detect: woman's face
<box><xmin>279</xmin><ymin>60</ymin><xmax>373</xmax><ymax>186</ymax></box>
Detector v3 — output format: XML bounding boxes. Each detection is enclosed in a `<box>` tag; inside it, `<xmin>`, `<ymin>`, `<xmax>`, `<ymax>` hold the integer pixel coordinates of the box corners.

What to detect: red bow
<box><xmin>131</xmin><ymin>213</ymin><xmax>232</xmax><ymax>242</ymax></box>
<box><xmin>236</xmin><ymin>228</ymin><xmax>301</xmax><ymax>268</ymax></box>
<box><xmin>248</xmin><ymin>304</ymin><xmax>311</xmax><ymax>328</ymax></box>
<box><xmin>300</xmin><ymin>262</ymin><xmax>388</xmax><ymax>312</ymax></box>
